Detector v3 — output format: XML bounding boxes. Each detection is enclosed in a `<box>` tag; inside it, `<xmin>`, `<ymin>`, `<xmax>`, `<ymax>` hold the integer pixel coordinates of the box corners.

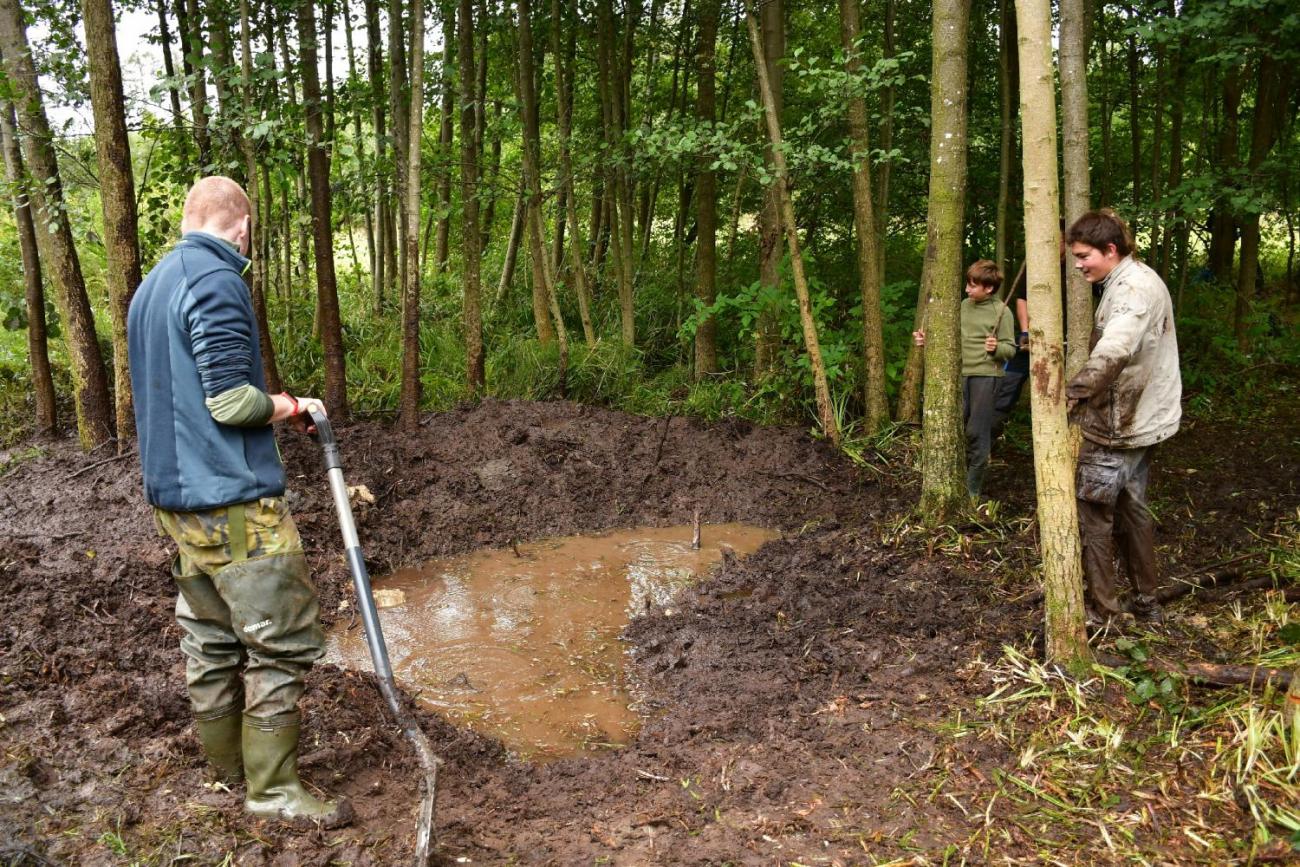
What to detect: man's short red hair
<box><xmin>182</xmin><ymin>176</ymin><xmax>250</xmax><ymax>234</ymax></box>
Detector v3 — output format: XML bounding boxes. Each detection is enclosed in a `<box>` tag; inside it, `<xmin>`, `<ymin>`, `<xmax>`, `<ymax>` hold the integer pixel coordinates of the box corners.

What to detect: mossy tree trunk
<box><xmin>1059</xmin><ymin>0</ymin><xmax>1092</xmax><ymax>379</ymax></box>
<box><xmin>917</xmin><ymin>0</ymin><xmax>970</xmax><ymax>522</ymax></box>
<box><xmin>399</xmin><ymin>0</ymin><xmax>424</xmax><ymax>431</ymax></box>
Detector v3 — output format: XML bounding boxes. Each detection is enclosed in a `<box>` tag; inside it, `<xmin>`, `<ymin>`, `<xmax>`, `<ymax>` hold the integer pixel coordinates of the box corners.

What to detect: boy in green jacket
<box><xmin>914</xmin><ymin>260</ymin><xmax>1018</xmax><ymax>497</ymax></box>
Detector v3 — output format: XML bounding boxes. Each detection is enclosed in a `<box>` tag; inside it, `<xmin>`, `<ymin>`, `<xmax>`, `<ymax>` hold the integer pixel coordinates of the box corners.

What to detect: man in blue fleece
<box><xmin>128</xmin><ymin>176</ymin><xmax>349</xmax><ymax>827</ymax></box>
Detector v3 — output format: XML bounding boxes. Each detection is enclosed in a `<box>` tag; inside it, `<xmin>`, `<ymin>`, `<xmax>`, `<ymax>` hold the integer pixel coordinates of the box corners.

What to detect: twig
<box><xmin>635</xmin><ymin>769</ymin><xmax>670</xmax><ymax>782</ymax></box>
<box><xmin>757</xmin><ymin>469</ymin><xmax>829</xmax><ymax>491</ymax></box>
<box><xmin>1096</xmin><ymin>651</ymin><xmax>1293</xmax><ymax>690</ymax></box>
<box><xmin>67</xmin><ymin>453</ymin><xmax>129</xmax><ymax>480</ymax></box>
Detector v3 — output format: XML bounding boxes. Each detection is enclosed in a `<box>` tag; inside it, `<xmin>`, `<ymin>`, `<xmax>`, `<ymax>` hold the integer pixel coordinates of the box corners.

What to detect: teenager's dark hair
<box><xmin>1066</xmin><ymin>209</ymin><xmax>1133</xmax><ymax>257</ymax></box>
<box><xmin>966</xmin><ymin>259</ymin><xmax>1003</xmax><ymax>290</ymax></box>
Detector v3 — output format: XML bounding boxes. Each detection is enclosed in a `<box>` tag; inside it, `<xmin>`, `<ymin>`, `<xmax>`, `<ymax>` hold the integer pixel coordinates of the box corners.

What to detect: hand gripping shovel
<box><xmin>306</xmin><ymin>403</ymin><xmax>440</xmax><ymax>864</ymax></box>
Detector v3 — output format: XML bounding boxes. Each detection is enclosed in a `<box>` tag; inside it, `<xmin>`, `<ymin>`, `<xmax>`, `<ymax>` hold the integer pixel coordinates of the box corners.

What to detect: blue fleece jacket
<box><xmin>128</xmin><ymin>232</ymin><xmax>285</xmax><ymax>511</ymax></box>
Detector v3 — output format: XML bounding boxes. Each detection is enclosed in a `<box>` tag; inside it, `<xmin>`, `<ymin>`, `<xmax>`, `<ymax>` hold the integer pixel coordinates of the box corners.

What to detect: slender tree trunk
<box><xmin>0</xmin><ymin>13</ymin><xmax>113</xmax><ymax>448</ymax></box>
<box><xmin>747</xmin><ymin>10</ymin><xmax>839</xmax><ymax>444</ymax></box>
<box><xmin>1099</xmin><ymin>35</ymin><xmax>1113</xmax><ymax>206</ymax></box>
<box><xmin>180</xmin><ymin>0</ymin><xmax>212</xmax><ymax>167</ymax></box>
<box><xmin>389</xmin><ymin>0</ymin><xmax>410</xmax><ymax>301</ymax></box>
<box><xmin>459</xmin><ymin>0</ymin><xmax>485</xmax><ymax>391</ymax></box>
<box><xmin>299</xmin><ymin>0</ymin><xmax>348</xmax><ymax>416</ymax></box>
<box><xmin>481</xmin><ymin>100</ymin><xmax>503</xmax><ymax>251</ymax></box>
<box><xmin>324</xmin><ymin>0</ymin><xmax>336</xmax><ymax>143</ymax></box>
<box><xmin>874</xmin><ymin>0</ymin><xmax>896</xmax><ymax>264</ymax></box>
<box><xmin>434</xmin><ymin>0</ymin><xmax>456</xmax><ymax>273</ymax></box>
<box><xmin>1159</xmin><ymin>0</ymin><xmax>1184</xmax><ymax>279</ymax></box>
<box><xmin>240</xmin><ymin>0</ymin><xmax>280</xmax><ymax>391</ymax></box>
<box><xmin>1017</xmin><ymin>0</ymin><xmax>1089</xmax><ymax>667</ymax></box>
<box><xmin>1209</xmin><ymin>68</ymin><xmax>1244</xmax><ymax>283</ymax></box>
<box><xmin>84</xmin><ymin>0</ymin><xmax>141</xmax><ymax>446</ymax></box>
<box><xmin>694</xmin><ymin>0</ymin><xmax>720</xmax><ymax>377</ymax></box>
<box><xmin>915</xmin><ymin>0</ymin><xmax>969</xmax><ymax>520</ymax></box>
<box><xmin>753</xmin><ymin>0</ymin><xmax>784</xmax><ymax>376</ymax></box>
<box><xmin>0</xmin><ymin>98</ymin><xmax>55</xmax><ymax>435</ymax></box>
<box><xmin>1126</xmin><ymin>4</ymin><xmax>1141</xmax><ymax>237</ymax></box>
<box><xmin>598</xmin><ymin>0</ymin><xmax>635</xmax><ymax>343</ymax></box>
<box><xmin>1059</xmin><ymin>0</ymin><xmax>1091</xmax><ymax>378</ymax></box>
<box><xmin>840</xmin><ymin>0</ymin><xmax>886</xmax><ymax>432</ymax></box>
<box><xmin>364</xmin><ymin>0</ymin><xmax>387</xmax><ymax>308</ymax></box>
<box><xmin>995</xmin><ymin>0</ymin><xmax>1016</xmax><ymax>275</ymax></box>
<box><xmin>1234</xmin><ymin>59</ymin><xmax>1289</xmax><ymax>350</ymax></box>
<box><xmin>553</xmin><ymin>0</ymin><xmax>595</xmax><ymax>345</ymax></box>
<box><xmin>1149</xmin><ymin>23</ymin><xmax>1165</xmax><ymax>265</ymax></box>
<box><xmin>400</xmin><ymin>0</ymin><xmax>424</xmax><ymax>430</ymax></box>
<box><xmin>497</xmin><ymin>190</ymin><xmax>525</xmax><ymax>303</ymax></box>
<box><xmin>518</xmin><ymin>0</ymin><xmax>558</xmax><ymax>345</ymax></box>
<box><xmin>343</xmin><ymin>0</ymin><xmax>377</xmax><ymax>293</ymax></box>
<box><xmin>156</xmin><ymin>0</ymin><xmax>188</xmax><ymax>150</ymax></box>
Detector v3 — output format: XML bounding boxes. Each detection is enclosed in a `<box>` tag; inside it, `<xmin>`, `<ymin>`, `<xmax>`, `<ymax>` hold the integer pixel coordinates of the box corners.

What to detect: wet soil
<box><xmin>2</xmin><ymin>394</ymin><xmax>1298</xmax><ymax>865</ymax></box>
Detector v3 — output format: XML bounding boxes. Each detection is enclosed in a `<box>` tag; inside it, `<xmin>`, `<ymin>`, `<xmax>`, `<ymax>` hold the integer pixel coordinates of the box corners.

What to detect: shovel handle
<box><xmin>304</xmin><ymin>402</ymin><xmax>341</xmax><ymax>472</ymax></box>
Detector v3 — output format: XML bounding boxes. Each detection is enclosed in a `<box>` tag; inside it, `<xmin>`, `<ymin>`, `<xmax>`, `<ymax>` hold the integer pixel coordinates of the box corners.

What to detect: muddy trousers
<box><xmin>156</xmin><ymin>499</ymin><xmax>325</xmax><ymax>723</ymax></box>
<box><xmin>1075</xmin><ymin>443</ymin><xmax>1158</xmax><ymax>617</ymax></box>
<box><xmin>963</xmin><ymin>375</ymin><xmax>1000</xmax><ymax>497</ymax></box>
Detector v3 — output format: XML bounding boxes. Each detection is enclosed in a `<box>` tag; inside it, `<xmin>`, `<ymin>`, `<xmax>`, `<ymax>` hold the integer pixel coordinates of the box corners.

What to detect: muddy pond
<box><xmin>325</xmin><ymin>523</ymin><xmax>777</xmax><ymax>759</ymax></box>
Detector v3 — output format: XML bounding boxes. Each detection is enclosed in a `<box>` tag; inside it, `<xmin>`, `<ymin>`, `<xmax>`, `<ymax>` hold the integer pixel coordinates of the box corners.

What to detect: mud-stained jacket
<box><xmin>1065</xmin><ymin>256</ymin><xmax>1181</xmax><ymax>449</ymax></box>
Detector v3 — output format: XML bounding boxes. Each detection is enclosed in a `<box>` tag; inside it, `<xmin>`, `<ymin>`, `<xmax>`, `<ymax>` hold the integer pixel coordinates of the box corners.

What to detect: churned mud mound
<box><xmin>2</xmin><ymin>396</ymin><xmax>1297</xmax><ymax>864</ymax></box>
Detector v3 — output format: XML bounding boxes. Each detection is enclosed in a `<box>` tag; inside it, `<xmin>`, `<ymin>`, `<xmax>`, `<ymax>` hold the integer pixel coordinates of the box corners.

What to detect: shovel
<box><xmin>305</xmin><ymin>402</ymin><xmax>440</xmax><ymax>865</ymax></box>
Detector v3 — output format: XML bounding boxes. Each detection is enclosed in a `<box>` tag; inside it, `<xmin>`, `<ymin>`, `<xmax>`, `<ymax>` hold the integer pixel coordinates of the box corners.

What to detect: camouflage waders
<box><xmin>155</xmin><ymin>497</ymin><xmax>325</xmax><ymax>723</ymax></box>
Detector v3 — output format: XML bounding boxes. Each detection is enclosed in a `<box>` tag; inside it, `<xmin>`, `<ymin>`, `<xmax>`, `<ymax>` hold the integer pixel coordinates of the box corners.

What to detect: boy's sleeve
<box><xmin>993</xmin><ymin>303</ymin><xmax>1017</xmax><ymax>362</ymax></box>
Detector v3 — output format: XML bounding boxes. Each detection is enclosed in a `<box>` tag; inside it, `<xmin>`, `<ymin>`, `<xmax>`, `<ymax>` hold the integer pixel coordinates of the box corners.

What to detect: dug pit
<box><xmin>325</xmin><ymin>523</ymin><xmax>778</xmax><ymax>759</ymax></box>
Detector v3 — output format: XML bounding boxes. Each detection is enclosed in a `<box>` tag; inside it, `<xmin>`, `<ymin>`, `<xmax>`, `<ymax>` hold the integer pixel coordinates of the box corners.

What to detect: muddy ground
<box><xmin>2</xmin><ymin>392</ymin><xmax>1298</xmax><ymax>865</ymax></box>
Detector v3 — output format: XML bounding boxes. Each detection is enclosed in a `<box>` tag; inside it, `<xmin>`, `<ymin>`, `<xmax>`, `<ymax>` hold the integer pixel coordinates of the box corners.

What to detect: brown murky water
<box><xmin>325</xmin><ymin>524</ymin><xmax>777</xmax><ymax>759</ymax></box>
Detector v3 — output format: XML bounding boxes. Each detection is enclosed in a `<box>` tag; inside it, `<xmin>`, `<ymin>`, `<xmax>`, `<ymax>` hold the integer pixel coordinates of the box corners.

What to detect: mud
<box><xmin>1</xmin><ymin>395</ymin><xmax>1298</xmax><ymax>865</ymax></box>
<box><xmin>325</xmin><ymin>523</ymin><xmax>778</xmax><ymax>759</ymax></box>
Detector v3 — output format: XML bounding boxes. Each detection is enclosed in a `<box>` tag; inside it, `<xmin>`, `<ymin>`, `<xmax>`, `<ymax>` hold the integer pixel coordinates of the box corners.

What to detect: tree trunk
<box><xmin>1234</xmin><ymin>59</ymin><xmax>1289</xmax><ymax>350</ymax></box>
<box><xmin>518</xmin><ymin>0</ymin><xmax>558</xmax><ymax>346</ymax></box>
<box><xmin>324</xmin><ymin>0</ymin><xmax>336</xmax><ymax>143</ymax></box>
<box><xmin>694</xmin><ymin>0</ymin><xmax>720</xmax><ymax>377</ymax></box>
<box><xmin>364</xmin><ymin>0</ymin><xmax>387</xmax><ymax>308</ymax></box>
<box><xmin>753</xmin><ymin>0</ymin><xmax>784</xmax><ymax>376</ymax></box>
<box><xmin>874</xmin><ymin>0</ymin><xmax>896</xmax><ymax>265</ymax></box>
<box><xmin>553</xmin><ymin>0</ymin><xmax>595</xmax><ymax>346</ymax></box>
<box><xmin>1126</xmin><ymin>4</ymin><xmax>1141</xmax><ymax>238</ymax></box>
<box><xmin>83</xmin><ymin>0</ymin><xmax>141</xmax><ymax>446</ymax></box>
<box><xmin>400</xmin><ymin>0</ymin><xmax>424</xmax><ymax>430</ymax></box>
<box><xmin>1159</xmin><ymin>0</ymin><xmax>1184</xmax><ymax>279</ymax></box>
<box><xmin>389</xmin><ymin>0</ymin><xmax>410</xmax><ymax>302</ymax></box>
<box><xmin>747</xmin><ymin>10</ymin><xmax>839</xmax><ymax>445</ymax></box>
<box><xmin>240</xmin><ymin>0</ymin><xmax>280</xmax><ymax>392</ymax></box>
<box><xmin>1017</xmin><ymin>0</ymin><xmax>1090</xmax><ymax>667</ymax></box>
<box><xmin>180</xmin><ymin>0</ymin><xmax>212</xmax><ymax>167</ymax></box>
<box><xmin>840</xmin><ymin>0</ymin><xmax>887</xmax><ymax>433</ymax></box>
<box><xmin>342</xmin><ymin>0</ymin><xmax>377</xmax><ymax>294</ymax></box>
<box><xmin>0</xmin><ymin>11</ymin><xmax>113</xmax><ymax>449</ymax></box>
<box><xmin>0</xmin><ymin>97</ymin><xmax>55</xmax><ymax>435</ymax></box>
<box><xmin>156</xmin><ymin>0</ymin><xmax>188</xmax><ymax>150</ymax></box>
<box><xmin>995</xmin><ymin>0</ymin><xmax>1016</xmax><ymax>275</ymax></box>
<box><xmin>497</xmin><ymin>191</ymin><xmax>526</xmax><ymax>303</ymax></box>
<box><xmin>434</xmin><ymin>0</ymin><xmax>455</xmax><ymax>273</ymax></box>
<box><xmin>1209</xmin><ymin>68</ymin><xmax>1244</xmax><ymax>283</ymax></box>
<box><xmin>598</xmin><ymin>0</ymin><xmax>634</xmax><ymax>344</ymax></box>
<box><xmin>299</xmin><ymin>0</ymin><xmax>348</xmax><ymax>417</ymax></box>
<box><xmin>459</xmin><ymin>0</ymin><xmax>485</xmax><ymax>392</ymax></box>
<box><xmin>915</xmin><ymin>0</ymin><xmax>969</xmax><ymax>521</ymax></box>
<box><xmin>1059</xmin><ymin>0</ymin><xmax>1091</xmax><ymax>378</ymax></box>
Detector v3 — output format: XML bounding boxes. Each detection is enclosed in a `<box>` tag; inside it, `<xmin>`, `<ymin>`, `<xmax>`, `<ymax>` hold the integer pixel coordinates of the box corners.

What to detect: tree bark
<box><xmin>553</xmin><ymin>0</ymin><xmax>595</xmax><ymax>346</ymax></box>
<box><xmin>1126</xmin><ymin>4</ymin><xmax>1140</xmax><ymax>238</ymax></box>
<box><xmin>0</xmin><ymin>98</ymin><xmax>55</xmax><ymax>435</ymax></box>
<box><xmin>342</xmin><ymin>0</ymin><xmax>377</xmax><ymax>294</ymax></box>
<box><xmin>0</xmin><ymin>13</ymin><xmax>113</xmax><ymax>449</ymax></box>
<box><xmin>459</xmin><ymin>0</ymin><xmax>485</xmax><ymax>391</ymax></box>
<box><xmin>389</xmin><ymin>0</ymin><xmax>410</xmax><ymax>302</ymax></box>
<box><xmin>156</xmin><ymin>0</ymin><xmax>188</xmax><ymax>149</ymax></box>
<box><xmin>518</xmin><ymin>0</ymin><xmax>559</xmax><ymax>346</ymax></box>
<box><xmin>1017</xmin><ymin>0</ymin><xmax>1090</xmax><ymax>666</ymax></box>
<box><xmin>1209</xmin><ymin>68</ymin><xmax>1244</xmax><ymax>283</ymax></box>
<box><xmin>694</xmin><ymin>0</ymin><xmax>720</xmax><ymax>377</ymax></box>
<box><xmin>916</xmin><ymin>0</ymin><xmax>969</xmax><ymax>521</ymax></box>
<box><xmin>400</xmin><ymin>0</ymin><xmax>424</xmax><ymax>430</ymax></box>
<box><xmin>874</xmin><ymin>0</ymin><xmax>896</xmax><ymax>257</ymax></box>
<box><xmin>753</xmin><ymin>0</ymin><xmax>784</xmax><ymax>376</ymax></box>
<box><xmin>180</xmin><ymin>0</ymin><xmax>212</xmax><ymax>167</ymax></box>
<box><xmin>747</xmin><ymin>10</ymin><xmax>839</xmax><ymax>445</ymax></box>
<box><xmin>240</xmin><ymin>0</ymin><xmax>280</xmax><ymax>392</ymax></box>
<box><xmin>364</xmin><ymin>0</ymin><xmax>388</xmax><ymax>309</ymax></box>
<box><xmin>598</xmin><ymin>0</ymin><xmax>635</xmax><ymax>344</ymax></box>
<box><xmin>435</xmin><ymin>0</ymin><xmax>456</xmax><ymax>273</ymax></box>
<box><xmin>840</xmin><ymin>0</ymin><xmax>887</xmax><ymax>433</ymax></box>
<box><xmin>83</xmin><ymin>0</ymin><xmax>142</xmax><ymax>446</ymax></box>
<box><xmin>995</xmin><ymin>0</ymin><xmax>1017</xmax><ymax>275</ymax></box>
<box><xmin>299</xmin><ymin>0</ymin><xmax>348</xmax><ymax>417</ymax></box>
<box><xmin>1059</xmin><ymin>0</ymin><xmax>1091</xmax><ymax>378</ymax></box>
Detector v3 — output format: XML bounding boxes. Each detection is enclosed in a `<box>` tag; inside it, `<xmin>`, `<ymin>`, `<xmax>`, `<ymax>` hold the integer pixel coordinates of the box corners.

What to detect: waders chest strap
<box><xmin>227</xmin><ymin>503</ymin><xmax>248</xmax><ymax>563</ymax></box>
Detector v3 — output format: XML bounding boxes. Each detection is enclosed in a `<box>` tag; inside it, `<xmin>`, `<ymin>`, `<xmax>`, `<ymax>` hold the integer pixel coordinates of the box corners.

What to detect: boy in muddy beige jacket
<box><xmin>1065</xmin><ymin>209</ymin><xmax>1181</xmax><ymax>623</ymax></box>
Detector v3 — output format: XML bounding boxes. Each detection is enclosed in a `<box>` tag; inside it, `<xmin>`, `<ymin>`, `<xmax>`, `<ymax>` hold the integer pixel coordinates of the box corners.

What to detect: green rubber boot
<box><xmin>195</xmin><ymin>708</ymin><xmax>244</xmax><ymax>784</ymax></box>
<box><xmin>242</xmin><ymin>713</ymin><xmax>352</xmax><ymax>828</ymax></box>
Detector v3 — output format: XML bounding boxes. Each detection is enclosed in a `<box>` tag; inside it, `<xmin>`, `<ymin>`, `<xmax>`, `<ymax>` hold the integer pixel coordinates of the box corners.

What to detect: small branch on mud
<box><xmin>692</xmin><ymin>510</ymin><xmax>701</xmax><ymax>550</ymax></box>
<box><xmin>635</xmin><ymin>769</ymin><xmax>671</xmax><ymax>782</ymax></box>
<box><xmin>1018</xmin><ymin>549</ymin><xmax>1274</xmax><ymax>606</ymax></box>
<box><xmin>1197</xmin><ymin>574</ymin><xmax>1292</xmax><ymax>602</ymax></box>
<box><xmin>67</xmin><ymin>453</ymin><xmax>130</xmax><ymax>480</ymax></box>
<box><xmin>757</xmin><ymin>469</ymin><xmax>829</xmax><ymax>491</ymax></box>
<box><xmin>1096</xmin><ymin>651</ymin><xmax>1293</xmax><ymax>690</ymax></box>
